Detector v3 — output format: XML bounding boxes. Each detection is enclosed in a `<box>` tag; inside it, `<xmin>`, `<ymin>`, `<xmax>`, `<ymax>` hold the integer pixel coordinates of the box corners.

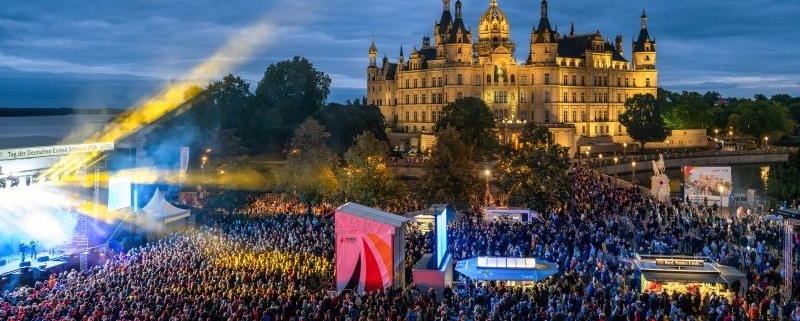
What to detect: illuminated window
<box><xmin>544</xmin><ymin>74</ymin><xmax>551</xmax><ymax>85</ymax></box>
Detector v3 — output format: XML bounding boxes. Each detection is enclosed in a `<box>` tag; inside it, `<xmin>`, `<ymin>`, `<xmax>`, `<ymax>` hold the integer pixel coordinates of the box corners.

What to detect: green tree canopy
<box><xmin>619</xmin><ymin>93</ymin><xmax>671</xmax><ymax>150</ymax></box>
<box><xmin>660</xmin><ymin>89</ymin><xmax>715</xmax><ymax>130</ymax></box>
<box><xmin>417</xmin><ymin>126</ymin><xmax>482</xmax><ymax>210</ymax></box>
<box><xmin>314</xmin><ymin>103</ymin><xmax>387</xmax><ymax>156</ymax></box>
<box><xmin>767</xmin><ymin>152</ymin><xmax>800</xmax><ymax>202</ymax></box>
<box><xmin>340</xmin><ymin>131</ymin><xmax>406</xmax><ymax>208</ymax></box>
<box><xmin>728</xmin><ymin>99</ymin><xmax>794</xmax><ymax>142</ymax></box>
<box><xmin>495</xmin><ymin>124</ymin><xmax>571</xmax><ymax>210</ymax></box>
<box><xmin>435</xmin><ymin>97</ymin><xmax>498</xmax><ymax>161</ymax></box>
<box><xmin>285</xmin><ymin>118</ymin><xmax>338</xmax><ymax>212</ymax></box>
<box><xmin>254</xmin><ymin>56</ymin><xmax>331</xmax><ymax>123</ymax></box>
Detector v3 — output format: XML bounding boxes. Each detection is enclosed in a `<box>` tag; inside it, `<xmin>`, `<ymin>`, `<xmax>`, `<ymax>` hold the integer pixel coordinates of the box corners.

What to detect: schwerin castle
<box><xmin>366</xmin><ymin>0</ymin><xmax>705</xmax><ymax>156</ymax></box>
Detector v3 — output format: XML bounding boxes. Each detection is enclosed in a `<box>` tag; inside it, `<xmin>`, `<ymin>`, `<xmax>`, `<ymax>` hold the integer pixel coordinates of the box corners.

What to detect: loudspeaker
<box><xmin>0</xmin><ymin>259</ymin><xmax>6</xmax><ymax>266</ymax></box>
<box><xmin>37</xmin><ymin>256</ymin><xmax>49</xmax><ymax>262</ymax></box>
<box><xmin>19</xmin><ymin>261</ymin><xmax>31</xmax><ymax>267</ymax></box>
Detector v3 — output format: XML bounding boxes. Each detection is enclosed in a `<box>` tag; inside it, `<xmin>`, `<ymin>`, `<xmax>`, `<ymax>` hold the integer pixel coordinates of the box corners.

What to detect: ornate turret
<box><xmin>368</xmin><ymin>38</ymin><xmax>378</xmax><ymax>67</ymax></box>
<box><xmin>632</xmin><ymin>9</ymin><xmax>656</xmax><ymax>70</ymax></box>
<box><xmin>476</xmin><ymin>0</ymin><xmax>515</xmax><ymax>60</ymax></box>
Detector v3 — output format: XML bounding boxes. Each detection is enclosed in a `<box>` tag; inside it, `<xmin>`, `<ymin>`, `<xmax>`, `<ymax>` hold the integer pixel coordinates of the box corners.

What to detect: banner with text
<box><xmin>0</xmin><ymin>142</ymin><xmax>115</xmax><ymax>161</ymax></box>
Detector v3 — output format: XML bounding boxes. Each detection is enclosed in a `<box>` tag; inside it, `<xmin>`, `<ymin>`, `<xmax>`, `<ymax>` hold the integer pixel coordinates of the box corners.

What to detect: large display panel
<box><xmin>435</xmin><ymin>207</ymin><xmax>448</xmax><ymax>268</ymax></box>
<box><xmin>108</xmin><ymin>175</ymin><xmax>132</xmax><ymax>210</ymax></box>
<box><xmin>683</xmin><ymin>166</ymin><xmax>732</xmax><ymax>207</ymax></box>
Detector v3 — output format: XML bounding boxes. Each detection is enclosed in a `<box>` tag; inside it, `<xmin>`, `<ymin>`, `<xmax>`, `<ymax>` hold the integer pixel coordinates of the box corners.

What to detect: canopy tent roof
<box><xmin>455</xmin><ymin>256</ymin><xmax>559</xmax><ymax>282</ymax></box>
<box><xmin>336</xmin><ymin>202</ymin><xmax>409</xmax><ymax>227</ymax></box>
<box><xmin>141</xmin><ymin>187</ymin><xmax>190</xmax><ymax>223</ymax></box>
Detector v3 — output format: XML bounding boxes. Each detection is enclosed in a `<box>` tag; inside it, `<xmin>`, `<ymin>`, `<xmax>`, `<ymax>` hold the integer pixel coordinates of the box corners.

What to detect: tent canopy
<box><xmin>141</xmin><ymin>187</ymin><xmax>190</xmax><ymax>223</ymax></box>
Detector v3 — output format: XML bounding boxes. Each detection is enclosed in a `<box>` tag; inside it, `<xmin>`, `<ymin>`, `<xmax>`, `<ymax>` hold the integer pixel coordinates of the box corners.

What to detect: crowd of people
<box><xmin>1</xmin><ymin>166</ymin><xmax>799</xmax><ymax>321</ymax></box>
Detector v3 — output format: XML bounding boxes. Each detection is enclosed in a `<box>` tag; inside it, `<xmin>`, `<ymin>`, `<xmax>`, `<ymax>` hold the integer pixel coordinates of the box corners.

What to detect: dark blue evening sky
<box><xmin>0</xmin><ymin>0</ymin><xmax>798</xmax><ymax>108</ymax></box>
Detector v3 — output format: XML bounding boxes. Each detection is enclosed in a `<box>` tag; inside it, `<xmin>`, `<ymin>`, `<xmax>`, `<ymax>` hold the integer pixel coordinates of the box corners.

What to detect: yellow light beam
<box><xmin>44</xmin><ymin>0</ymin><xmax>319</xmax><ymax>178</ymax></box>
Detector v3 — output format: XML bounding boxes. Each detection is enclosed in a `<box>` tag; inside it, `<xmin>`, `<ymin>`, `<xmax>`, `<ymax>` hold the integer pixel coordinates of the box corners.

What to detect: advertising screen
<box><xmin>435</xmin><ymin>208</ymin><xmax>448</xmax><ymax>268</ymax></box>
<box><xmin>683</xmin><ymin>166</ymin><xmax>732</xmax><ymax>207</ymax></box>
<box><xmin>108</xmin><ymin>175</ymin><xmax>132</xmax><ymax>210</ymax></box>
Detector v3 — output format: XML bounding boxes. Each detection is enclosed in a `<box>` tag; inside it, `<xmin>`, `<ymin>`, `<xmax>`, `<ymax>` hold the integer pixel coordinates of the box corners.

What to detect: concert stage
<box><xmin>0</xmin><ymin>249</ymin><xmax>80</xmax><ymax>276</ymax></box>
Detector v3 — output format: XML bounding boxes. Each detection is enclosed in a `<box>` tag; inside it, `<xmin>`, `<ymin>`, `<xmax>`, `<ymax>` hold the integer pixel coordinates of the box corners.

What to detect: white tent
<box><xmin>141</xmin><ymin>188</ymin><xmax>190</xmax><ymax>223</ymax></box>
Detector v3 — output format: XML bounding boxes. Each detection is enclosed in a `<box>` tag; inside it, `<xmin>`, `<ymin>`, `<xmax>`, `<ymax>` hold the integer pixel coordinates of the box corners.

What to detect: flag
<box><xmin>179</xmin><ymin>146</ymin><xmax>190</xmax><ymax>174</ymax></box>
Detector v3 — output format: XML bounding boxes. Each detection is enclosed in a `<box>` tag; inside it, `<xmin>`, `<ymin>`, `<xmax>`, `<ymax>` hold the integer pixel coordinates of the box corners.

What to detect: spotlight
<box><xmin>9</xmin><ymin>176</ymin><xmax>19</xmax><ymax>188</ymax></box>
<box><xmin>0</xmin><ymin>178</ymin><xmax>5</xmax><ymax>188</ymax></box>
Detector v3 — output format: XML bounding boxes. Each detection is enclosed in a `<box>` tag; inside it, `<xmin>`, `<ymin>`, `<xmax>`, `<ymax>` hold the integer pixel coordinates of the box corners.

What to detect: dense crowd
<box><xmin>1</xmin><ymin>166</ymin><xmax>799</xmax><ymax>321</ymax></box>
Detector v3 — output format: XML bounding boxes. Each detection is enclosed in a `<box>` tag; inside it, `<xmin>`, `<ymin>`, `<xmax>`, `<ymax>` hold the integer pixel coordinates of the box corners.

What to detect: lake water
<box><xmin>0</xmin><ymin>114</ymin><xmax>116</xmax><ymax>148</ymax></box>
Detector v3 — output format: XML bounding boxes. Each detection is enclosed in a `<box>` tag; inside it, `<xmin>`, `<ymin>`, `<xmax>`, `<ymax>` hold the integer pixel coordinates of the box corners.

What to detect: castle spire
<box><xmin>443</xmin><ymin>0</ymin><xmax>451</xmax><ymax>11</ymax></box>
<box><xmin>541</xmin><ymin>0</ymin><xmax>548</xmax><ymax>19</ymax></box>
<box><xmin>490</xmin><ymin>0</ymin><xmax>497</xmax><ymax>8</ymax></box>
<box><xmin>570</xmin><ymin>22</ymin><xmax>575</xmax><ymax>36</ymax></box>
<box><xmin>640</xmin><ymin>9</ymin><xmax>648</xmax><ymax>29</ymax></box>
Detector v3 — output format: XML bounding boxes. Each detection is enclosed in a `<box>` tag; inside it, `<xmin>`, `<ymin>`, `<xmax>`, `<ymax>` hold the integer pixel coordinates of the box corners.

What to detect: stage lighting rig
<box><xmin>9</xmin><ymin>176</ymin><xmax>20</xmax><ymax>187</ymax></box>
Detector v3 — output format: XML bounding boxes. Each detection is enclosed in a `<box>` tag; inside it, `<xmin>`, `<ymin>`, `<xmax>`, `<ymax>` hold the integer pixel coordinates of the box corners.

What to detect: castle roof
<box><xmin>558</xmin><ymin>34</ymin><xmax>628</xmax><ymax>62</ymax></box>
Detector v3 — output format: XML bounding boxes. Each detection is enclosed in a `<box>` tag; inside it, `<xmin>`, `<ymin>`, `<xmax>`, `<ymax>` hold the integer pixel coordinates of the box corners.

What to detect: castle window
<box><xmin>572</xmin><ymin>92</ymin><xmax>577</xmax><ymax>103</ymax></box>
<box><xmin>405</xmin><ymin>79</ymin><xmax>409</xmax><ymax>88</ymax></box>
<box><xmin>581</xmin><ymin>110</ymin><xmax>586</xmax><ymax>122</ymax></box>
<box><xmin>604</xmin><ymin>77</ymin><xmax>608</xmax><ymax>87</ymax></box>
<box><xmin>562</xmin><ymin>110</ymin><xmax>568</xmax><ymax>122</ymax></box>
<box><xmin>444</xmin><ymin>75</ymin><xmax>448</xmax><ymax>85</ymax></box>
<box><xmin>422</xmin><ymin>78</ymin><xmax>427</xmax><ymax>87</ymax></box>
<box><xmin>422</xmin><ymin>94</ymin><xmax>427</xmax><ymax>104</ymax></box>
<box><xmin>422</xmin><ymin>111</ymin><xmax>427</xmax><ymax>122</ymax></box>
<box><xmin>487</xmin><ymin>75</ymin><xmax>491</xmax><ymax>84</ymax></box>
<box><xmin>625</xmin><ymin>78</ymin><xmax>629</xmax><ymax>87</ymax></box>
<box><xmin>437</xmin><ymin>93</ymin><xmax>443</xmax><ymax>104</ymax></box>
<box><xmin>520</xmin><ymin>92</ymin><xmax>527</xmax><ymax>102</ymax></box>
<box><xmin>544</xmin><ymin>92</ymin><xmax>550</xmax><ymax>103</ymax></box>
<box><xmin>458</xmin><ymin>47</ymin><xmax>462</xmax><ymax>54</ymax></box>
<box><xmin>563</xmin><ymin>75</ymin><xmax>568</xmax><ymax>85</ymax></box>
<box><xmin>646</xmin><ymin>78</ymin><xmax>651</xmax><ymax>87</ymax></box>
<box><xmin>544</xmin><ymin>74</ymin><xmax>550</xmax><ymax>85</ymax></box>
<box><xmin>570</xmin><ymin>61</ymin><xmax>575</xmax><ymax>67</ymax></box>
<box><xmin>422</xmin><ymin>126</ymin><xmax>426</xmax><ymax>132</ymax></box>
<box><xmin>405</xmin><ymin>95</ymin><xmax>410</xmax><ymax>104</ymax></box>
<box><xmin>617</xmin><ymin>93</ymin><xmax>621</xmax><ymax>103</ymax></box>
<box><xmin>521</xmin><ymin>75</ymin><xmax>528</xmax><ymax>85</ymax></box>
<box><xmin>413</xmin><ymin>111</ymin><xmax>418</xmax><ymax>122</ymax></box>
<box><xmin>413</xmin><ymin>94</ymin><xmax>418</xmax><ymax>104</ymax></box>
<box><xmin>580</xmin><ymin>76</ymin><xmax>585</xmax><ymax>86</ymax></box>
<box><xmin>617</xmin><ymin>77</ymin><xmax>621</xmax><ymax>87</ymax></box>
<box><xmin>581</xmin><ymin>92</ymin><xmax>585</xmax><ymax>103</ymax></box>
<box><xmin>572</xmin><ymin>75</ymin><xmax>577</xmax><ymax>86</ymax></box>
<box><xmin>561</xmin><ymin>61</ymin><xmax>566</xmax><ymax>66</ymax></box>
<box><xmin>413</xmin><ymin>79</ymin><xmax>418</xmax><ymax>88</ymax></box>
<box><xmin>562</xmin><ymin>91</ymin><xmax>568</xmax><ymax>102</ymax></box>
<box><xmin>633</xmin><ymin>79</ymin><xmax>637</xmax><ymax>87</ymax></box>
<box><xmin>510</xmin><ymin>75</ymin><xmax>515</xmax><ymax>83</ymax></box>
<box><xmin>405</xmin><ymin>111</ymin><xmax>410</xmax><ymax>121</ymax></box>
<box><xmin>431</xmin><ymin>110</ymin><xmax>438</xmax><ymax>122</ymax></box>
<box><xmin>457</xmin><ymin>74</ymin><xmax>463</xmax><ymax>85</ymax></box>
<box><xmin>475</xmin><ymin>75</ymin><xmax>481</xmax><ymax>85</ymax></box>
<box><xmin>572</xmin><ymin>110</ymin><xmax>577</xmax><ymax>122</ymax></box>
<box><xmin>413</xmin><ymin>126</ymin><xmax>417</xmax><ymax>132</ymax></box>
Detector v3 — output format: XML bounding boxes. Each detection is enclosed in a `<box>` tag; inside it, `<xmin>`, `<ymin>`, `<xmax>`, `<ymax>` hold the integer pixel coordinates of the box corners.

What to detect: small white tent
<box><xmin>137</xmin><ymin>188</ymin><xmax>190</xmax><ymax>236</ymax></box>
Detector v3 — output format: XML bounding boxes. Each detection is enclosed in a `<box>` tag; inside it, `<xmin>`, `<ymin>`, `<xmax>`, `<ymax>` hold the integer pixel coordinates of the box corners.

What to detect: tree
<box><xmin>435</xmin><ymin>97</ymin><xmax>498</xmax><ymax>161</ymax></box>
<box><xmin>253</xmin><ymin>56</ymin><xmax>332</xmax><ymax>149</ymax></box>
<box><xmin>417</xmin><ymin>126</ymin><xmax>482</xmax><ymax>210</ymax></box>
<box><xmin>284</xmin><ymin>118</ymin><xmax>338</xmax><ymax>213</ymax></box>
<box><xmin>619</xmin><ymin>93</ymin><xmax>671</xmax><ymax>150</ymax></box>
<box><xmin>314</xmin><ymin>103</ymin><xmax>387</xmax><ymax>156</ymax></box>
<box><xmin>767</xmin><ymin>152</ymin><xmax>800</xmax><ymax>202</ymax></box>
<box><xmin>660</xmin><ymin>89</ymin><xmax>715</xmax><ymax>130</ymax></box>
<box><xmin>728</xmin><ymin>99</ymin><xmax>794</xmax><ymax>143</ymax></box>
<box><xmin>495</xmin><ymin>123</ymin><xmax>571</xmax><ymax>209</ymax></box>
<box><xmin>340</xmin><ymin>131</ymin><xmax>406</xmax><ymax>208</ymax></box>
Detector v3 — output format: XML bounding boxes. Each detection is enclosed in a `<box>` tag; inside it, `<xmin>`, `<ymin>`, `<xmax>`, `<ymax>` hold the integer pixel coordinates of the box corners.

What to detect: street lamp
<box><xmin>598</xmin><ymin>154</ymin><xmax>604</xmax><ymax>174</ymax></box>
<box><xmin>484</xmin><ymin>169</ymin><xmax>491</xmax><ymax>206</ymax></box>
<box><xmin>613</xmin><ymin>157</ymin><xmax>619</xmax><ymax>182</ymax></box>
<box><xmin>764</xmin><ymin>136</ymin><xmax>769</xmax><ymax>149</ymax></box>
<box><xmin>714</xmin><ymin>128</ymin><xmax>719</xmax><ymax>140</ymax></box>
<box><xmin>623</xmin><ymin>142</ymin><xmax>627</xmax><ymax>158</ymax></box>
<box><xmin>631</xmin><ymin>161</ymin><xmax>637</xmax><ymax>185</ymax></box>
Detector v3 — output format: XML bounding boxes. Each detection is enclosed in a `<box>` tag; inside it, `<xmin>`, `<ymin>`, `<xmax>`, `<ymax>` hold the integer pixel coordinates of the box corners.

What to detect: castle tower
<box><xmin>632</xmin><ymin>10</ymin><xmax>656</xmax><ymax>70</ymax></box>
<box><xmin>476</xmin><ymin>0</ymin><xmax>515</xmax><ymax>64</ymax></box>
<box><xmin>528</xmin><ymin>0</ymin><xmax>558</xmax><ymax>64</ymax></box>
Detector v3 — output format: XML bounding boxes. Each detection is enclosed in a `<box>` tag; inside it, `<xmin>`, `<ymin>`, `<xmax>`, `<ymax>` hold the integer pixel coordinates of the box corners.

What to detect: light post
<box><xmin>714</xmin><ymin>129</ymin><xmax>719</xmax><ymax>141</ymax></box>
<box><xmin>598</xmin><ymin>153</ymin><xmax>604</xmax><ymax>174</ymax></box>
<box><xmin>613</xmin><ymin>157</ymin><xmax>619</xmax><ymax>182</ymax></box>
<box><xmin>631</xmin><ymin>161</ymin><xmax>637</xmax><ymax>185</ymax></box>
<box><xmin>484</xmin><ymin>169</ymin><xmax>491</xmax><ymax>206</ymax></box>
<box><xmin>623</xmin><ymin>142</ymin><xmax>627</xmax><ymax>158</ymax></box>
<box><xmin>764</xmin><ymin>136</ymin><xmax>769</xmax><ymax>149</ymax></box>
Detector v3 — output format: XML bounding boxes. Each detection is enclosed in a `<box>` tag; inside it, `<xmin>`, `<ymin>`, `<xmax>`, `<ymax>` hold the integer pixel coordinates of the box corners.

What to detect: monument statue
<box><xmin>650</xmin><ymin>153</ymin><xmax>670</xmax><ymax>202</ymax></box>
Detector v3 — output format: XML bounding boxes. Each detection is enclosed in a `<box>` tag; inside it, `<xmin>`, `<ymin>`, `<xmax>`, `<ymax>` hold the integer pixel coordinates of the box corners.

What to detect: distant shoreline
<box><xmin>0</xmin><ymin>108</ymin><xmax>124</xmax><ymax>117</ymax></box>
